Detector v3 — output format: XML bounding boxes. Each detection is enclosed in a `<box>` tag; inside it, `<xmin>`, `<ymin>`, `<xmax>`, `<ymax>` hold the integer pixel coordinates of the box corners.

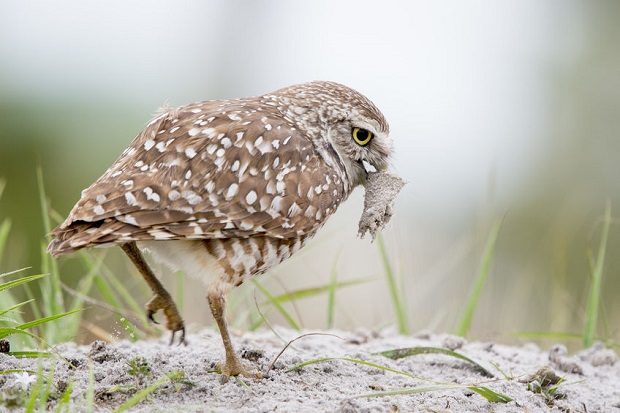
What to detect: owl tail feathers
<box><xmin>46</xmin><ymin>219</ymin><xmax>126</xmax><ymax>258</ymax></box>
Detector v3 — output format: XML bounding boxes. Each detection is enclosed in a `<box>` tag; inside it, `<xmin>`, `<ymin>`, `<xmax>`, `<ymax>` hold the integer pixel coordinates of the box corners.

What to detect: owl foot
<box><xmin>120</xmin><ymin>242</ymin><xmax>187</xmax><ymax>346</ymax></box>
<box><xmin>216</xmin><ymin>355</ymin><xmax>262</xmax><ymax>383</ymax></box>
<box><xmin>145</xmin><ymin>294</ymin><xmax>187</xmax><ymax>346</ymax></box>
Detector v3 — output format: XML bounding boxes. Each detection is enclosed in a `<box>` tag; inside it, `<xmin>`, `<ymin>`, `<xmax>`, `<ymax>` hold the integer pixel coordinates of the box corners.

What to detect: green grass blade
<box><xmin>327</xmin><ymin>260</ymin><xmax>338</xmax><ymax>329</ymax></box>
<box><xmin>14</xmin><ymin>309</ymin><xmax>83</xmax><ymax>333</ymax></box>
<box><xmin>85</xmin><ymin>253</ymin><xmax>147</xmax><ymax>339</ymax></box>
<box><xmin>584</xmin><ymin>201</ymin><xmax>611</xmax><ymax>348</ymax></box>
<box><xmin>0</xmin><ymin>178</ymin><xmax>9</xmax><ymax>264</ymax></box>
<box><xmin>360</xmin><ymin>384</ymin><xmax>463</xmax><ymax>397</ymax></box>
<box><xmin>24</xmin><ymin>365</ymin><xmax>44</xmax><ymax>413</ymax></box>
<box><xmin>0</xmin><ymin>299</ymin><xmax>35</xmax><ymax>318</ymax></box>
<box><xmin>39</xmin><ymin>164</ymin><xmax>65</xmax><ymax>341</ymax></box>
<box><xmin>0</xmin><ymin>274</ymin><xmax>46</xmax><ymax>293</ymax></box>
<box><xmin>377</xmin><ymin>233</ymin><xmax>407</xmax><ymax>334</ymax></box>
<box><xmin>468</xmin><ymin>386</ymin><xmax>513</xmax><ymax>402</ymax></box>
<box><xmin>0</xmin><ymin>271</ymin><xmax>38</xmax><ymax>347</ymax></box>
<box><xmin>376</xmin><ymin>346</ymin><xmax>493</xmax><ymax>377</ymax></box>
<box><xmin>55</xmin><ymin>380</ymin><xmax>74</xmax><ymax>412</ymax></box>
<box><xmin>252</xmin><ymin>279</ymin><xmax>300</xmax><ymax>330</ymax></box>
<box><xmin>269</xmin><ymin>277</ymin><xmax>373</xmax><ymax>304</ymax></box>
<box><xmin>0</xmin><ymin>327</ymin><xmax>50</xmax><ymax>342</ymax></box>
<box><xmin>0</xmin><ymin>218</ymin><xmax>11</xmax><ymax>262</ymax></box>
<box><xmin>286</xmin><ymin>357</ymin><xmax>428</xmax><ymax>381</ymax></box>
<box><xmin>56</xmin><ymin>251</ymin><xmax>106</xmax><ymax>341</ymax></box>
<box><xmin>38</xmin><ymin>363</ymin><xmax>55</xmax><ymax>412</ymax></box>
<box><xmin>359</xmin><ymin>384</ymin><xmax>512</xmax><ymax>403</ymax></box>
<box><xmin>114</xmin><ymin>376</ymin><xmax>169</xmax><ymax>413</ymax></box>
<box><xmin>7</xmin><ymin>351</ymin><xmax>52</xmax><ymax>358</ymax></box>
<box><xmin>456</xmin><ymin>219</ymin><xmax>502</xmax><ymax>336</ymax></box>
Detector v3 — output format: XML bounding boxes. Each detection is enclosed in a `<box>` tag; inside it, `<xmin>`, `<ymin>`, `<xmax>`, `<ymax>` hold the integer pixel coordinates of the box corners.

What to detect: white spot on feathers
<box><xmin>245</xmin><ymin>190</ymin><xmax>257</xmax><ymax>205</ymax></box>
<box><xmin>185</xmin><ymin>148</ymin><xmax>197</xmax><ymax>159</ymax></box>
<box><xmin>188</xmin><ymin>128</ymin><xmax>200</xmax><ymax>136</ymax></box>
<box><xmin>239</xmin><ymin>220</ymin><xmax>254</xmax><ymax>230</ymax></box>
<box><xmin>93</xmin><ymin>205</ymin><xmax>105</xmax><ymax>215</ymax></box>
<box><xmin>143</xmin><ymin>187</ymin><xmax>160</xmax><ymax>202</ymax></box>
<box><xmin>168</xmin><ymin>190</ymin><xmax>180</xmax><ymax>201</ymax></box>
<box><xmin>270</xmin><ymin>196</ymin><xmax>283</xmax><ymax>213</ymax></box>
<box><xmin>287</xmin><ymin>202</ymin><xmax>302</xmax><ymax>218</ymax></box>
<box><xmin>187</xmin><ymin>194</ymin><xmax>202</xmax><ymax>205</ymax></box>
<box><xmin>206</xmin><ymin>144</ymin><xmax>218</xmax><ymax>155</ymax></box>
<box><xmin>225</xmin><ymin>183</ymin><xmax>239</xmax><ymax>200</ymax></box>
<box><xmin>144</xmin><ymin>140</ymin><xmax>155</xmax><ymax>150</ymax></box>
<box><xmin>276</xmin><ymin>181</ymin><xmax>285</xmax><ymax>194</ymax></box>
<box><xmin>125</xmin><ymin>192</ymin><xmax>138</xmax><ymax>206</ymax></box>
<box><xmin>148</xmin><ymin>229</ymin><xmax>175</xmax><ymax>240</ymax></box>
<box><xmin>123</xmin><ymin>214</ymin><xmax>139</xmax><ymax>226</ymax></box>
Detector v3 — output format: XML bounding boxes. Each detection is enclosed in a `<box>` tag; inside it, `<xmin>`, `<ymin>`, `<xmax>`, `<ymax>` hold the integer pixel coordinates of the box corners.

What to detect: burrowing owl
<box><xmin>47</xmin><ymin>81</ymin><xmax>392</xmax><ymax>379</ymax></box>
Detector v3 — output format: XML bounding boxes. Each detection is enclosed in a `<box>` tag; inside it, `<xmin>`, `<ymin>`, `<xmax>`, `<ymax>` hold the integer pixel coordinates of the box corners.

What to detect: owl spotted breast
<box><xmin>47</xmin><ymin>81</ymin><xmax>392</xmax><ymax>379</ymax></box>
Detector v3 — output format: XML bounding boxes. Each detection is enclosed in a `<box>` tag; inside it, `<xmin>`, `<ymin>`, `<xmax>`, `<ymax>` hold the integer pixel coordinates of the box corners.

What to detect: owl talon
<box><xmin>144</xmin><ymin>293</ymin><xmax>186</xmax><ymax>342</ymax></box>
<box><xmin>169</xmin><ymin>327</ymin><xmax>187</xmax><ymax>346</ymax></box>
<box><xmin>147</xmin><ymin>310</ymin><xmax>160</xmax><ymax>325</ymax></box>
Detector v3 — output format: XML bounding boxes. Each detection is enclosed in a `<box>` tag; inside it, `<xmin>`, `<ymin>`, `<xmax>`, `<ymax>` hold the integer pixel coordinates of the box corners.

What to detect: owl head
<box><xmin>272</xmin><ymin>81</ymin><xmax>393</xmax><ymax>187</ymax></box>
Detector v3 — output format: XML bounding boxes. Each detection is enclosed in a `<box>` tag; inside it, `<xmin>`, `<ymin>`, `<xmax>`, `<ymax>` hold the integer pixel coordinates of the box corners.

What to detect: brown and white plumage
<box><xmin>47</xmin><ymin>81</ymin><xmax>392</xmax><ymax>378</ymax></box>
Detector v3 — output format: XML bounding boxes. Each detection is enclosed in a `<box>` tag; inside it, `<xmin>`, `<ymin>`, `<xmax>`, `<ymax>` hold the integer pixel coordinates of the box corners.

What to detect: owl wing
<box><xmin>48</xmin><ymin>101</ymin><xmax>348</xmax><ymax>257</ymax></box>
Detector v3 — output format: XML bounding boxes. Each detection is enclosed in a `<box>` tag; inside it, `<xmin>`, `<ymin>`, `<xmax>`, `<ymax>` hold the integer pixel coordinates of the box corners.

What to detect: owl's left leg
<box><xmin>207</xmin><ymin>282</ymin><xmax>262</xmax><ymax>381</ymax></box>
<box><xmin>120</xmin><ymin>242</ymin><xmax>186</xmax><ymax>345</ymax></box>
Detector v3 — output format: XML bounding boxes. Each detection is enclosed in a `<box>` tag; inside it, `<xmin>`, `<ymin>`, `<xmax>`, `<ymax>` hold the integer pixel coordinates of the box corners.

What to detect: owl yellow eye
<box><xmin>352</xmin><ymin>128</ymin><xmax>373</xmax><ymax>146</ymax></box>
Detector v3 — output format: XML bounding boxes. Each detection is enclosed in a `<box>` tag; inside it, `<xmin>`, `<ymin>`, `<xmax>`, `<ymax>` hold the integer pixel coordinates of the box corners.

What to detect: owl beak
<box><xmin>362</xmin><ymin>159</ymin><xmax>389</xmax><ymax>174</ymax></box>
<box><xmin>361</xmin><ymin>160</ymin><xmax>376</xmax><ymax>174</ymax></box>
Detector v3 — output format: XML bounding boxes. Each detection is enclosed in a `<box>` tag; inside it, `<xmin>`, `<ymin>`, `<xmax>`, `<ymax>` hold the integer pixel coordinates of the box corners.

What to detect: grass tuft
<box><xmin>286</xmin><ymin>355</ymin><xmax>512</xmax><ymax>403</ymax></box>
<box><xmin>252</xmin><ymin>279</ymin><xmax>301</xmax><ymax>330</ymax></box>
<box><xmin>376</xmin><ymin>346</ymin><xmax>493</xmax><ymax>378</ymax></box>
<box><xmin>456</xmin><ymin>218</ymin><xmax>502</xmax><ymax>337</ymax></box>
<box><xmin>583</xmin><ymin>201</ymin><xmax>611</xmax><ymax>348</ymax></box>
<box><xmin>377</xmin><ymin>233</ymin><xmax>407</xmax><ymax>334</ymax></box>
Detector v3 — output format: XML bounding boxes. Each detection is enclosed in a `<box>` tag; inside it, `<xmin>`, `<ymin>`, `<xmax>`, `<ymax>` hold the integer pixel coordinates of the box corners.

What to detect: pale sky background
<box><xmin>0</xmin><ymin>1</ymin><xmax>586</xmax><ymax>218</ymax></box>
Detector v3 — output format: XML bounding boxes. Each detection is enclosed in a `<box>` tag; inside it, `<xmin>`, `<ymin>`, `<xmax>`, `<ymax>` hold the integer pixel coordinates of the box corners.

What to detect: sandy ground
<box><xmin>0</xmin><ymin>327</ymin><xmax>618</xmax><ymax>412</ymax></box>
<box><xmin>2</xmin><ymin>174</ymin><xmax>617</xmax><ymax>411</ymax></box>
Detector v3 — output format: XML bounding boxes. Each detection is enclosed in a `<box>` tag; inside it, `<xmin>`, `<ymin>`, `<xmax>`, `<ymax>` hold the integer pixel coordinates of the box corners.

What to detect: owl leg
<box><xmin>207</xmin><ymin>283</ymin><xmax>262</xmax><ymax>381</ymax></box>
<box><xmin>120</xmin><ymin>242</ymin><xmax>186</xmax><ymax>345</ymax></box>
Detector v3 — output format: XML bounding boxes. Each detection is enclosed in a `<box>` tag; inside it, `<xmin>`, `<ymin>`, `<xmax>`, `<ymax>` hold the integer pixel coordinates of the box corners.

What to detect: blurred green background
<box><xmin>0</xmin><ymin>1</ymin><xmax>618</xmax><ymax>347</ymax></box>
